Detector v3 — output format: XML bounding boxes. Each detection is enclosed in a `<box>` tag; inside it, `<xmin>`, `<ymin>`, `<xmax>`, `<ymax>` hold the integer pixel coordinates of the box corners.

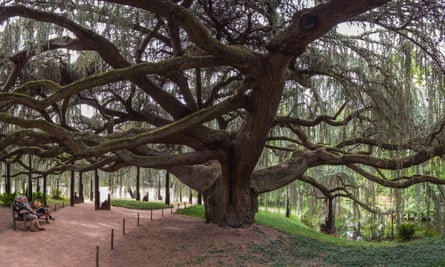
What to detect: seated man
<box><xmin>14</xmin><ymin>195</ymin><xmax>46</xmax><ymax>232</ymax></box>
<box><xmin>34</xmin><ymin>196</ymin><xmax>55</xmax><ymax>220</ymax></box>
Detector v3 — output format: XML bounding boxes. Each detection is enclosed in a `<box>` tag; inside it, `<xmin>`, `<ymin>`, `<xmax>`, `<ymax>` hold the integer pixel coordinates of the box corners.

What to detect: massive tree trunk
<box><xmin>203</xmin><ymin>178</ymin><xmax>258</xmax><ymax>227</ymax></box>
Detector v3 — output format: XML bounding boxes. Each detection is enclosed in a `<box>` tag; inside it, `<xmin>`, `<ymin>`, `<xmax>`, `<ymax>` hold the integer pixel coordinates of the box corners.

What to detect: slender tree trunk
<box><xmin>197</xmin><ymin>191</ymin><xmax>202</xmax><ymax>205</ymax></box>
<box><xmin>79</xmin><ymin>171</ymin><xmax>84</xmax><ymax>203</ymax></box>
<box><xmin>323</xmin><ymin>197</ymin><xmax>335</xmax><ymax>234</ymax></box>
<box><xmin>5</xmin><ymin>163</ymin><xmax>11</xmax><ymax>194</ymax></box>
<box><xmin>43</xmin><ymin>174</ymin><xmax>47</xmax><ymax>205</ymax></box>
<box><xmin>285</xmin><ymin>187</ymin><xmax>290</xmax><ymax>218</ymax></box>
<box><xmin>27</xmin><ymin>154</ymin><xmax>33</xmax><ymax>201</ymax></box>
<box><xmin>94</xmin><ymin>169</ymin><xmax>100</xmax><ymax>209</ymax></box>
<box><xmin>70</xmin><ymin>170</ymin><xmax>75</xmax><ymax>206</ymax></box>
<box><xmin>136</xmin><ymin>167</ymin><xmax>141</xmax><ymax>201</ymax></box>
<box><xmin>157</xmin><ymin>175</ymin><xmax>162</xmax><ymax>200</ymax></box>
<box><xmin>188</xmin><ymin>187</ymin><xmax>192</xmax><ymax>204</ymax></box>
<box><xmin>36</xmin><ymin>177</ymin><xmax>41</xmax><ymax>192</ymax></box>
<box><xmin>90</xmin><ymin>176</ymin><xmax>93</xmax><ymax>201</ymax></box>
<box><xmin>165</xmin><ymin>171</ymin><xmax>170</xmax><ymax>205</ymax></box>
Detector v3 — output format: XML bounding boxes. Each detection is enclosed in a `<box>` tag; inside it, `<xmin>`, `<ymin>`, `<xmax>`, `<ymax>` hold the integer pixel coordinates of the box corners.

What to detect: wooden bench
<box><xmin>11</xmin><ymin>203</ymin><xmax>30</xmax><ymax>231</ymax></box>
<box><xmin>11</xmin><ymin>203</ymin><xmax>49</xmax><ymax>231</ymax></box>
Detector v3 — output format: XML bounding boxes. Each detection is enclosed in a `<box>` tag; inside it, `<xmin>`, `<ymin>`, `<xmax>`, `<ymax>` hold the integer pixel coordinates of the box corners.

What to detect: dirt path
<box><xmin>0</xmin><ymin>202</ymin><xmax>286</xmax><ymax>267</ymax></box>
<box><xmin>0</xmin><ymin>202</ymin><xmax>175</xmax><ymax>266</ymax></box>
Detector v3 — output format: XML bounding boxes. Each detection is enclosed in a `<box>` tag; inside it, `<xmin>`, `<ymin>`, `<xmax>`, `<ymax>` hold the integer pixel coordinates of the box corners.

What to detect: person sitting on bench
<box><xmin>14</xmin><ymin>195</ymin><xmax>46</xmax><ymax>232</ymax></box>
<box><xmin>34</xmin><ymin>196</ymin><xmax>55</xmax><ymax>220</ymax></box>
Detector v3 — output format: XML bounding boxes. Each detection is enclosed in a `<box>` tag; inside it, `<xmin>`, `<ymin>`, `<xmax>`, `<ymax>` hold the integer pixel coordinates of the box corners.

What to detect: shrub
<box><xmin>397</xmin><ymin>223</ymin><xmax>416</xmax><ymax>241</ymax></box>
<box><xmin>0</xmin><ymin>192</ymin><xmax>18</xmax><ymax>206</ymax></box>
<box><xmin>418</xmin><ymin>225</ymin><xmax>436</xmax><ymax>238</ymax></box>
<box><xmin>32</xmin><ymin>192</ymin><xmax>47</xmax><ymax>203</ymax></box>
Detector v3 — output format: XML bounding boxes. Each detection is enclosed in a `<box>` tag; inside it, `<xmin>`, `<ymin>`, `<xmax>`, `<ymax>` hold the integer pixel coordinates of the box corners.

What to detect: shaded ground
<box><xmin>0</xmin><ymin>202</ymin><xmax>289</xmax><ymax>266</ymax></box>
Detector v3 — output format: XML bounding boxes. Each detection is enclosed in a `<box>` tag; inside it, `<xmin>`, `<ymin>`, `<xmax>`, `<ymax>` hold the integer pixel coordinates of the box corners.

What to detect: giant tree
<box><xmin>1</xmin><ymin>0</ymin><xmax>445</xmax><ymax>227</ymax></box>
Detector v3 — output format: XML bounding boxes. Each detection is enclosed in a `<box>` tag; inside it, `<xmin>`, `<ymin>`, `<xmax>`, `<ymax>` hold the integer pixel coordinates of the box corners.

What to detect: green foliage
<box><xmin>175</xmin><ymin>204</ymin><xmax>205</xmax><ymax>218</ymax></box>
<box><xmin>32</xmin><ymin>192</ymin><xmax>47</xmax><ymax>203</ymax></box>
<box><xmin>46</xmin><ymin>197</ymin><xmax>68</xmax><ymax>206</ymax></box>
<box><xmin>51</xmin><ymin>188</ymin><xmax>63</xmax><ymax>199</ymax></box>
<box><xmin>0</xmin><ymin>192</ymin><xmax>18</xmax><ymax>206</ymax></box>
<box><xmin>397</xmin><ymin>223</ymin><xmax>416</xmax><ymax>241</ymax></box>
<box><xmin>300</xmin><ymin>207</ymin><xmax>321</xmax><ymax>228</ymax></box>
<box><xmin>418</xmin><ymin>225</ymin><xmax>437</xmax><ymax>238</ymax></box>
<box><xmin>111</xmin><ymin>199</ymin><xmax>172</xmax><ymax>210</ymax></box>
<box><xmin>178</xmin><ymin>206</ymin><xmax>445</xmax><ymax>266</ymax></box>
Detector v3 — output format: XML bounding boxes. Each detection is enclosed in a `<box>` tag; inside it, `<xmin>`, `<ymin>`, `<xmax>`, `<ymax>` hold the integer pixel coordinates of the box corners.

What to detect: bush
<box><xmin>32</xmin><ymin>192</ymin><xmax>47</xmax><ymax>203</ymax></box>
<box><xmin>418</xmin><ymin>225</ymin><xmax>436</xmax><ymax>238</ymax></box>
<box><xmin>397</xmin><ymin>223</ymin><xmax>416</xmax><ymax>241</ymax></box>
<box><xmin>0</xmin><ymin>192</ymin><xmax>18</xmax><ymax>206</ymax></box>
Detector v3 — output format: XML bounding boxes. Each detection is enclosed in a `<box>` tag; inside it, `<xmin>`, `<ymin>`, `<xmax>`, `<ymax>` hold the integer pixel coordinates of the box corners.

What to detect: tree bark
<box><xmin>27</xmin><ymin>154</ymin><xmax>33</xmax><ymax>201</ymax></box>
<box><xmin>165</xmin><ymin>171</ymin><xmax>170</xmax><ymax>205</ymax></box>
<box><xmin>203</xmin><ymin>178</ymin><xmax>258</xmax><ymax>227</ymax></box>
<box><xmin>323</xmin><ymin>197</ymin><xmax>335</xmax><ymax>234</ymax></box>
<box><xmin>136</xmin><ymin>167</ymin><xmax>141</xmax><ymax>201</ymax></box>
<box><xmin>5</xmin><ymin>163</ymin><xmax>11</xmax><ymax>194</ymax></box>
<box><xmin>70</xmin><ymin>170</ymin><xmax>75</xmax><ymax>207</ymax></box>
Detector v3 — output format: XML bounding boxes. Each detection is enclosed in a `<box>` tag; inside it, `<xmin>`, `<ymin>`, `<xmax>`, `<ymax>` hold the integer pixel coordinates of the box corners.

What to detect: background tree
<box><xmin>1</xmin><ymin>0</ymin><xmax>445</xmax><ymax>227</ymax></box>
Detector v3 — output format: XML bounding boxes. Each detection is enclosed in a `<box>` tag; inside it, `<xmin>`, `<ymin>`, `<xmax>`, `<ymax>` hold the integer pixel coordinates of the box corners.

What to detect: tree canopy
<box><xmin>1</xmin><ymin>0</ymin><xmax>444</xmax><ymax>227</ymax></box>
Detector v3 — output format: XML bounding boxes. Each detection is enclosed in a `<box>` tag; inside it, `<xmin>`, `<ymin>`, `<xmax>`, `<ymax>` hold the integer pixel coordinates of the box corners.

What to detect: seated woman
<box><xmin>33</xmin><ymin>196</ymin><xmax>55</xmax><ymax>220</ymax></box>
<box><xmin>14</xmin><ymin>195</ymin><xmax>46</xmax><ymax>231</ymax></box>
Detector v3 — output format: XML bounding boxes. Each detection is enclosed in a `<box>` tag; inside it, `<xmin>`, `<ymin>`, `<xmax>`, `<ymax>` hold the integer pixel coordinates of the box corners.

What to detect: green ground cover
<box><xmin>110</xmin><ymin>199</ymin><xmax>173</xmax><ymax>210</ymax></box>
<box><xmin>177</xmin><ymin>205</ymin><xmax>445</xmax><ymax>267</ymax></box>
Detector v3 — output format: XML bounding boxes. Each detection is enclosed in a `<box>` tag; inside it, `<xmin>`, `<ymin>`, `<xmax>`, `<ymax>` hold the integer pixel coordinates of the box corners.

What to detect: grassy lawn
<box><xmin>46</xmin><ymin>197</ymin><xmax>69</xmax><ymax>206</ymax></box>
<box><xmin>177</xmin><ymin>205</ymin><xmax>445</xmax><ymax>267</ymax></box>
<box><xmin>111</xmin><ymin>199</ymin><xmax>173</xmax><ymax>210</ymax></box>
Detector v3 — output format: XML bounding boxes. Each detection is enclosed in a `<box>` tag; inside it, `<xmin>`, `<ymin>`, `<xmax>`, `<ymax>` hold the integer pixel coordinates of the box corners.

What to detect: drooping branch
<box><xmin>266</xmin><ymin>0</ymin><xmax>390</xmax><ymax>56</ymax></box>
<box><xmin>347</xmin><ymin>164</ymin><xmax>445</xmax><ymax>188</ymax></box>
<box><xmin>1</xmin><ymin>55</ymin><xmax>226</xmax><ymax>111</ymax></box>
<box><xmin>0</xmin><ymin>94</ymin><xmax>245</xmax><ymax>158</ymax></box>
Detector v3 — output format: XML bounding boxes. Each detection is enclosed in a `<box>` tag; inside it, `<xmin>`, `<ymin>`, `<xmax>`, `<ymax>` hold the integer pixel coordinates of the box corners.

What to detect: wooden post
<box><xmin>162</xmin><ymin>207</ymin><xmax>164</xmax><ymax>217</ymax></box>
<box><xmin>137</xmin><ymin>212</ymin><xmax>140</xmax><ymax>226</ymax></box>
<box><xmin>111</xmin><ymin>229</ymin><xmax>114</xmax><ymax>250</ymax></box>
<box><xmin>171</xmin><ymin>206</ymin><xmax>173</xmax><ymax>214</ymax></box>
<box><xmin>150</xmin><ymin>208</ymin><xmax>153</xmax><ymax>220</ymax></box>
<box><xmin>96</xmin><ymin>246</ymin><xmax>99</xmax><ymax>267</ymax></box>
<box><xmin>123</xmin><ymin>218</ymin><xmax>125</xmax><ymax>235</ymax></box>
